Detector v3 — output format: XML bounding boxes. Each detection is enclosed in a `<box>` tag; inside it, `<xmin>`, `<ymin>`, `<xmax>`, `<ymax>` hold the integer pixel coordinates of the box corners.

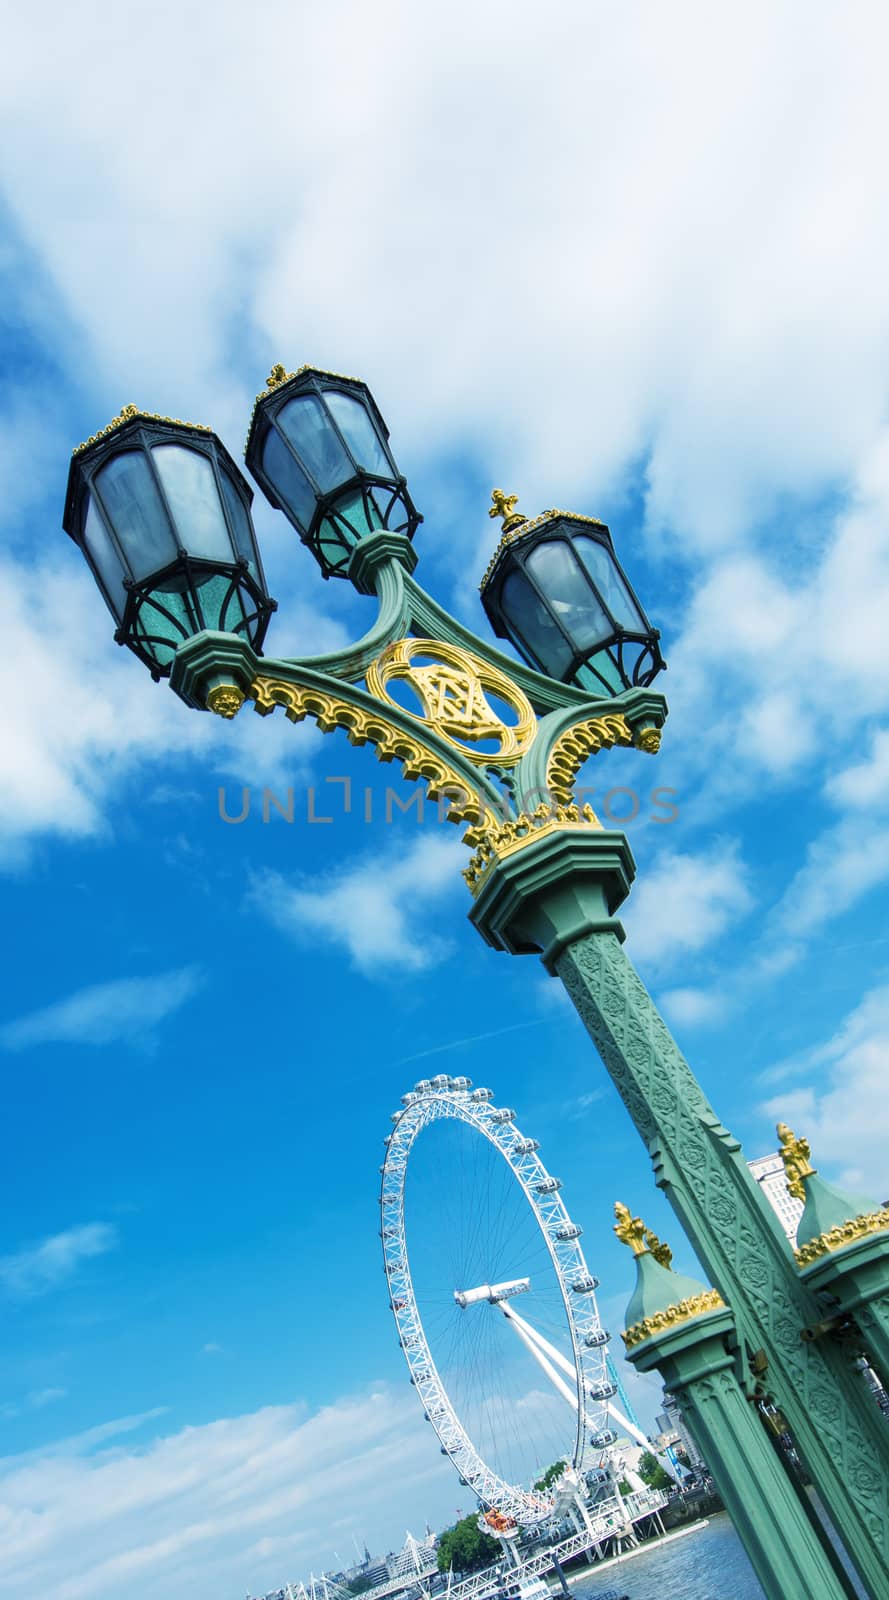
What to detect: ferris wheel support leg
<box><xmin>498</xmin><ymin>1303</ymin><xmax>580</xmax><ymax>1413</ymax></box>
<box><xmin>468</xmin><ymin>833</ymin><xmax>889</xmax><ymax>1600</ymax></box>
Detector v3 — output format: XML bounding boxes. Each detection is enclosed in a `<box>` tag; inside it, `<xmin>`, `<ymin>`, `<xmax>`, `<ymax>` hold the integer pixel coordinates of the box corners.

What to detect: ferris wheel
<box><xmin>380</xmin><ymin>1075</ymin><xmax>618</xmax><ymax>1527</ymax></box>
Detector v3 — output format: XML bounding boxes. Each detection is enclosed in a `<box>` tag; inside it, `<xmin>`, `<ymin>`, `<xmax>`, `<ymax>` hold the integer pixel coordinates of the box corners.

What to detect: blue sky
<box><xmin>3</xmin><ymin>3</ymin><xmax>889</xmax><ymax>1596</ymax></box>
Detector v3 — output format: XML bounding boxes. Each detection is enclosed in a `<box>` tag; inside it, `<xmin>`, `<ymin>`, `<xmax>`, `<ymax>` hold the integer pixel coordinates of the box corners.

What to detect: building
<box><xmin>747</xmin><ymin>1151</ymin><xmax>805</xmax><ymax>1246</ymax></box>
<box><xmin>657</xmin><ymin>1392</ymin><xmax>706</xmax><ymax>1474</ymax></box>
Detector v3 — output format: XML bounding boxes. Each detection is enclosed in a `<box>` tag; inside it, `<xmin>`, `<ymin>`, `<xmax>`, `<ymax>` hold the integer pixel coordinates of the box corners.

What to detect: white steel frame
<box><xmin>380</xmin><ymin>1078</ymin><xmax>614</xmax><ymax>1525</ymax></box>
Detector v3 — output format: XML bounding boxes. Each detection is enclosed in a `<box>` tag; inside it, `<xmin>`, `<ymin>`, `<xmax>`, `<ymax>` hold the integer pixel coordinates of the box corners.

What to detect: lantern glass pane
<box><xmin>329</xmin><ymin>487</ymin><xmax>385</xmax><ymax>541</ymax></box>
<box><xmin>152</xmin><ymin>445</ymin><xmax>231</xmax><ymax>562</ymax></box>
<box><xmin>502</xmin><ymin>569</ymin><xmax>573</xmax><ymax>677</ymax></box>
<box><xmin>194</xmin><ymin>570</ymin><xmax>249</xmax><ymax>634</ymax></box>
<box><xmin>278</xmin><ymin>393</ymin><xmax>351</xmax><ymax>490</ymax></box>
<box><xmin>527</xmin><ymin>540</ymin><xmax>612</xmax><ymax>650</ymax></box>
<box><xmin>219</xmin><ymin>469</ymin><xmax>257</xmax><ymax>573</ymax></box>
<box><xmin>83</xmin><ymin>495</ymin><xmax>128</xmax><ymax>619</ymax></box>
<box><xmin>261</xmin><ymin>426</ymin><xmax>316</xmax><ymax>531</ymax></box>
<box><xmin>96</xmin><ymin>450</ymin><xmax>177</xmax><ymax>581</ymax></box>
<box><xmin>325</xmin><ymin>391</ymin><xmax>391</xmax><ymax>475</ymax></box>
<box><xmin>574</xmin><ymin>534</ymin><xmax>645</xmax><ymax>630</ymax></box>
<box><xmin>134</xmin><ymin>584</ymin><xmax>194</xmax><ymax>670</ymax></box>
<box><xmin>577</xmin><ymin>654</ymin><xmax>625</xmax><ymax>696</ymax></box>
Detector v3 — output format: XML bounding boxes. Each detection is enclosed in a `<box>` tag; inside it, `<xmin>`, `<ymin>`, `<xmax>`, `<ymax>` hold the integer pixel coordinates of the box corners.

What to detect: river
<box><xmin>571</xmin><ymin>1514</ymin><xmax>765</xmax><ymax>1600</ymax></box>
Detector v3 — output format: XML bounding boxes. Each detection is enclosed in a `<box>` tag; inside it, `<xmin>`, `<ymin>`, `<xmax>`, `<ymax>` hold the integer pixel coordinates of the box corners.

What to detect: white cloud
<box><xmin>825</xmin><ymin>728</ymin><xmax>889</xmax><ymax>811</ymax></box>
<box><xmin>770</xmin><ymin>818</ymin><xmax>889</xmax><ymax>943</ymax></box>
<box><xmin>1</xmin><ymin>3</ymin><xmax>889</xmax><ymax>874</ymax></box>
<box><xmin>654</xmin><ymin>442</ymin><xmax>889</xmax><ymax>823</ymax></box>
<box><xmin>761</xmin><ymin>982</ymin><xmax>889</xmax><ymax>1198</ymax></box>
<box><xmin>0</xmin><ymin>552</ymin><xmax>338</xmax><ymax>864</ymax></box>
<box><xmin>658</xmin><ymin>986</ymin><xmax>726</xmax><ymax>1029</ymax></box>
<box><xmin>0</xmin><ymin>4</ymin><xmax>888</xmax><ymax>544</ymax></box>
<box><xmin>0</xmin><ymin>1223</ymin><xmax>117</xmax><ymax>1298</ymax></box>
<box><xmin>253</xmin><ymin>832</ymin><xmax>464</xmax><ymax>974</ymax></box>
<box><xmin>0</xmin><ymin>1389</ymin><xmax>68</xmax><ymax>1421</ymax></box>
<box><xmin>0</xmin><ymin>1388</ymin><xmax>453</xmax><ymax>1600</ymax></box>
<box><xmin>622</xmin><ymin>842</ymin><xmax>753</xmax><ymax>969</ymax></box>
<box><xmin>27</xmin><ymin>1389</ymin><xmax>68</xmax><ymax>1409</ymax></box>
<box><xmin>0</xmin><ymin>967</ymin><xmax>203</xmax><ymax>1051</ymax></box>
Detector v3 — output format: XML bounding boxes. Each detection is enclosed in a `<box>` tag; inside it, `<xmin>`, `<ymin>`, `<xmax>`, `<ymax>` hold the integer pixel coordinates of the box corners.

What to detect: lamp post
<box><xmin>63</xmin><ymin>364</ymin><xmax>889</xmax><ymax>1600</ymax></box>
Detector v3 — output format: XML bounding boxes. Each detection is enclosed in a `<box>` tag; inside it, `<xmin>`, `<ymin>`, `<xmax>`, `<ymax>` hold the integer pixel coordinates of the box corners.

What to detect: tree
<box><xmin>638</xmin><ymin>1450</ymin><xmax>672</xmax><ymax>1491</ymax></box>
<box><xmin>534</xmin><ymin>1460</ymin><xmax>567</xmax><ymax>1491</ymax></box>
<box><xmin>436</xmin><ymin>1515</ymin><xmax>500</xmax><ymax>1574</ymax></box>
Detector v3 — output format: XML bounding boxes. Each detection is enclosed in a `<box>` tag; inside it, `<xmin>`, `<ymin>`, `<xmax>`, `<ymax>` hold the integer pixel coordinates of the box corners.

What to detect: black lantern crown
<box><xmin>245</xmin><ymin>364</ymin><xmax>422</xmax><ymax>579</ymax></box>
<box><xmin>63</xmin><ymin>405</ymin><xmax>276</xmax><ymax>680</ymax></box>
<box><xmin>480</xmin><ymin>492</ymin><xmax>665</xmax><ymax>696</ymax></box>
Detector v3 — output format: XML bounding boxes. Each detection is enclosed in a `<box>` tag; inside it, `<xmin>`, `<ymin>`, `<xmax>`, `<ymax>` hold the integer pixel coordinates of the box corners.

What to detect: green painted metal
<box><xmin>797</xmin><ymin>1170</ymin><xmax>878</xmax><ymax>1252</ymax></box>
<box><xmin>553</xmin><ymin>928</ymin><xmax>889</xmax><ymax>1599</ymax></box>
<box><xmin>623</xmin><ymin>1256</ymin><xmax>854</xmax><ymax>1600</ymax></box>
<box><xmin>624</xmin><ymin>1243</ymin><xmax>709</xmax><ymax>1331</ymax></box>
<box><xmin>802</xmin><ymin>1225</ymin><xmax>889</xmax><ymax>1396</ymax></box>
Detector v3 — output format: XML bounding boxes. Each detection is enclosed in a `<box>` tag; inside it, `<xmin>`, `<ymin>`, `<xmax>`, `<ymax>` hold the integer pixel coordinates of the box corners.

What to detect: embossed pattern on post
<box><xmin>556</xmin><ymin>930</ymin><xmax>889</xmax><ymax>1596</ymax></box>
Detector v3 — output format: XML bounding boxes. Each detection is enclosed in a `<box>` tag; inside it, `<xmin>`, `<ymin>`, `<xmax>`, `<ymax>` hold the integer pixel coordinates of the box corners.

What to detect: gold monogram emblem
<box><xmin>366</xmin><ymin>638</ymin><xmax>536</xmax><ymax>766</ymax></box>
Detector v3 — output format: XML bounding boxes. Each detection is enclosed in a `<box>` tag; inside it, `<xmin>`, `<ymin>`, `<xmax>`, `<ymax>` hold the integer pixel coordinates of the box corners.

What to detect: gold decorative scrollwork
<box><xmin>462</xmin><ymin>801</ymin><xmax>602</xmax><ymax>896</ymax></box>
<box><xmin>480</xmin><ymin>508</ymin><xmax>609</xmax><ymax>591</ymax></box>
<box><xmin>623</xmin><ymin>1289</ymin><xmax>726</xmax><ymax>1350</ymax></box>
<box><xmin>546</xmin><ymin>714</ymin><xmax>636</xmax><ymax>803</ymax></box>
<box><xmin>367</xmin><ymin>637</ymin><xmax>536</xmax><ymax>768</ymax></box>
<box><xmin>795</xmin><ymin>1210</ymin><xmax>889</xmax><ymax>1270</ymax></box>
<box><xmin>248</xmin><ymin>674</ymin><xmax>484</xmax><ymax>823</ymax></box>
<box><xmin>246</xmin><ymin>361</ymin><xmax>367</xmax><ymax>449</ymax></box>
<box><xmin>73</xmin><ymin>404</ymin><xmax>213</xmax><ymax>456</ymax></box>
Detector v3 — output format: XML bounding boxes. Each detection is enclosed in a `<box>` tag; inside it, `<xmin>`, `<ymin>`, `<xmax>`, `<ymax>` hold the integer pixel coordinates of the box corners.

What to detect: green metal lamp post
<box><xmin>63</xmin><ymin>363</ymin><xmax>889</xmax><ymax>1600</ymax></box>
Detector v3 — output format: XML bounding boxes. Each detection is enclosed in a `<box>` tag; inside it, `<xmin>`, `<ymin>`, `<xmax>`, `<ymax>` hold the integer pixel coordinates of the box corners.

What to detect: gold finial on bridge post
<box><xmin>489</xmin><ymin>488</ymin><xmax>527</xmax><ymax>535</ymax></box>
<box><xmin>614</xmin><ymin>1202</ymin><xmax>648</xmax><ymax>1255</ymax></box>
<box><xmin>644</xmin><ymin>1227</ymin><xmax>673</xmax><ymax>1268</ymax></box>
<box><xmin>777</xmin><ymin>1122</ymin><xmax>816</xmax><ymax>1202</ymax></box>
<box><xmin>614</xmin><ymin>1202</ymin><xmax>673</xmax><ymax>1264</ymax></box>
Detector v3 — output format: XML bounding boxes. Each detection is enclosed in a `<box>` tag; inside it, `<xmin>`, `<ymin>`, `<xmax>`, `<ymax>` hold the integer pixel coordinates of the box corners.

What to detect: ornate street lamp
<box><xmin>480</xmin><ymin>492</ymin><xmax>664</xmax><ymax>695</ymax></box>
<box><xmin>245</xmin><ymin>363</ymin><xmax>421</xmax><ymax>579</ymax></box>
<box><xmin>63</xmin><ymin>405</ymin><xmax>275</xmax><ymax>680</ymax></box>
<box><xmin>62</xmin><ymin>365</ymin><xmax>889</xmax><ymax>1600</ymax></box>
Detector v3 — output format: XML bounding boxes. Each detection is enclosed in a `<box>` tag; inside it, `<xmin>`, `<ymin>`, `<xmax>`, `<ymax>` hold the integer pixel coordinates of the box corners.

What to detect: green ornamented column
<box><xmin>778</xmin><ymin>1124</ymin><xmax>889</xmax><ymax>1392</ymax></box>
<box><xmin>467</xmin><ymin>823</ymin><xmax>889</xmax><ymax>1600</ymax></box>
<box><xmin>613</xmin><ymin>1203</ymin><xmax>856</xmax><ymax>1600</ymax></box>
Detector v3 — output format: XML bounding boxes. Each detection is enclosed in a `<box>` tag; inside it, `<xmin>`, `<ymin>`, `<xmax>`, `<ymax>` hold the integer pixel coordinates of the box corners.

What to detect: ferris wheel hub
<box><xmin>453</xmin><ymin>1277</ymin><xmax>531</xmax><ymax>1308</ymax></box>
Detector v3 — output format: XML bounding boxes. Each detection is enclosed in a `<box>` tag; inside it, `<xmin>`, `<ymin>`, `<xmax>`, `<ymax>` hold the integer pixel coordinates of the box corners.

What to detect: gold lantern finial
<box><xmin>266</xmin><ymin>362</ymin><xmax>295</xmax><ymax>390</ymax></box>
<box><xmin>488</xmin><ymin>488</ymin><xmax>526</xmax><ymax>535</ymax></box>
